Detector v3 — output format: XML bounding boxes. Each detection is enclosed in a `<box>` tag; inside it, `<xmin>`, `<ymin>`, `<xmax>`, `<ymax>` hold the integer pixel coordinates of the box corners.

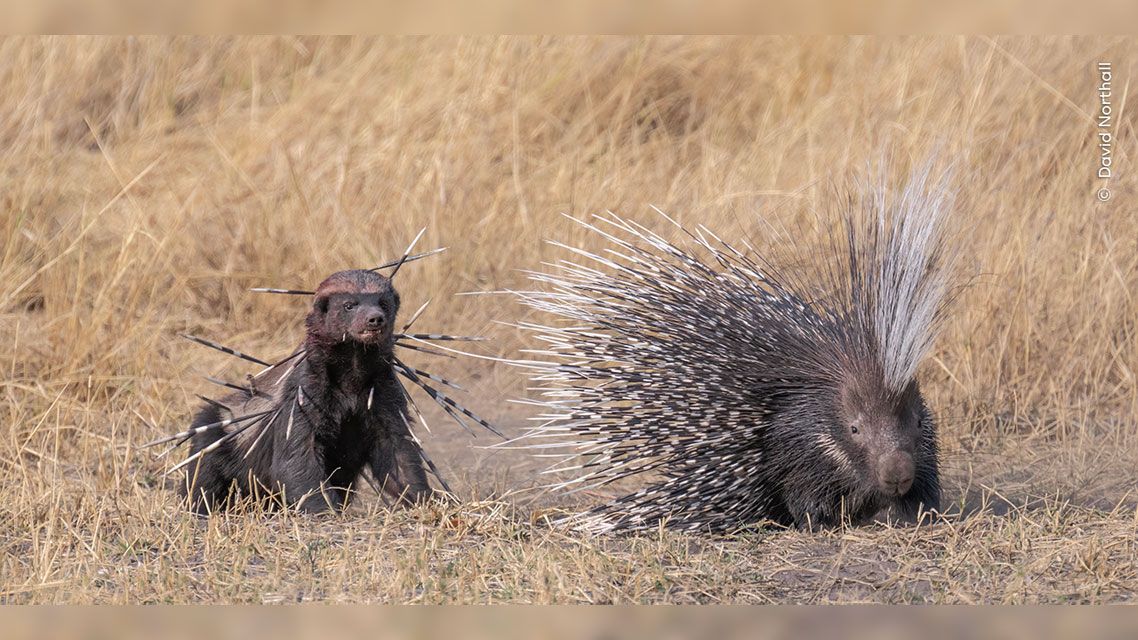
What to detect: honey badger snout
<box><xmin>877</xmin><ymin>451</ymin><xmax>915</xmax><ymax>496</ymax></box>
<box><xmin>365</xmin><ymin>310</ymin><xmax>386</xmax><ymax>329</ymax></box>
<box><xmin>352</xmin><ymin>304</ymin><xmax>389</xmax><ymax>341</ymax></box>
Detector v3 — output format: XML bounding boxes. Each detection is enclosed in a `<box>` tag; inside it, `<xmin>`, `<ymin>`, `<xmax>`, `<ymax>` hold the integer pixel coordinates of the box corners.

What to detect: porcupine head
<box><xmin>808</xmin><ymin>353</ymin><xmax>936</xmax><ymax>523</ymax></box>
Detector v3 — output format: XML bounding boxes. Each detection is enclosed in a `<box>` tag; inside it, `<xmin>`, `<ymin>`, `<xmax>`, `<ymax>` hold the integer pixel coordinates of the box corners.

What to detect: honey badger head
<box><xmin>305</xmin><ymin>270</ymin><xmax>401</xmax><ymax>349</ymax></box>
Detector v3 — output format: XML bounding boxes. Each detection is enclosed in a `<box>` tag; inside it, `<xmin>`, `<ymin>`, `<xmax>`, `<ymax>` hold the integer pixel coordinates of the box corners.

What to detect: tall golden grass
<box><xmin>1</xmin><ymin>36</ymin><xmax>1135</xmax><ymax>603</ymax></box>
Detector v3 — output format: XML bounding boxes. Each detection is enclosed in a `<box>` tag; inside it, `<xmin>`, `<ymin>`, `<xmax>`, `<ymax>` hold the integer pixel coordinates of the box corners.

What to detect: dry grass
<box><xmin>1</xmin><ymin>36</ymin><xmax>1136</xmax><ymax>603</ymax></box>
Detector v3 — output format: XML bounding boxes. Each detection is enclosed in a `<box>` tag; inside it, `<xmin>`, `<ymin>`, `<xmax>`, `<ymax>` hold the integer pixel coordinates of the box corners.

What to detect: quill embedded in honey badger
<box><xmin>145</xmin><ymin>234</ymin><xmax>502</xmax><ymax>514</ymax></box>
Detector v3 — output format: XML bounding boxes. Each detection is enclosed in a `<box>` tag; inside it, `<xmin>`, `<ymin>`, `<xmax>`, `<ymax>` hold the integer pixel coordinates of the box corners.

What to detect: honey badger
<box><xmin>182</xmin><ymin>270</ymin><xmax>429</xmax><ymax>513</ymax></box>
<box><xmin>147</xmin><ymin>255</ymin><xmax>502</xmax><ymax>515</ymax></box>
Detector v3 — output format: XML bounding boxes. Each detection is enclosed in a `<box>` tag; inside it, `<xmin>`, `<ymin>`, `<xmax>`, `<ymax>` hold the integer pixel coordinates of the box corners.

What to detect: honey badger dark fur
<box><xmin>147</xmin><ymin>249</ymin><xmax>503</xmax><ymax>514</ymax></box>
<box><xmin>183</xmin><ymin>270</ymin><xmax>429</xmax><ymax>513</ymax></box>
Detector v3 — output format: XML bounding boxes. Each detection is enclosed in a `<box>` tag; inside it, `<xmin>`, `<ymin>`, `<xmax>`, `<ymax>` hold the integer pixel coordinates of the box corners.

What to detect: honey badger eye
<box><xmin>343</xmin><ymin>301</ymin><xmax>357</xmax><ymax>311</ymax></box>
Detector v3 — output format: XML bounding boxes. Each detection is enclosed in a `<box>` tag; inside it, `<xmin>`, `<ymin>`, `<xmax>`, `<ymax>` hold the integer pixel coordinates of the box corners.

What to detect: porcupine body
<box><xmin>148</xmin><ymin>247</ymin><xmax>504</xmax><ymax>515</ymax></box>
<box><xmin>514</xmin><ymin>170</ymin><xmax>958</xmax><ymax>533</ymax></box>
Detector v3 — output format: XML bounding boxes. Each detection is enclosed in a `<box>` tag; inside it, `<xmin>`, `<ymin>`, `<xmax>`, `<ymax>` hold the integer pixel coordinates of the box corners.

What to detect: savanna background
<box><xmin>1</xmin><ymin>36</ymin><xmax>1135</xmax><ymax>603</ymax></box>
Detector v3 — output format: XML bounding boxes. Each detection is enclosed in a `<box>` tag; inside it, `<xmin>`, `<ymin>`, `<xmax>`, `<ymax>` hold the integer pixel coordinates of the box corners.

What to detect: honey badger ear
<box><xmin>391</xmin><ymin>289</ymin><xmax>401</xmax><ymax>313</ymax></box>
<box><xmin>314</xmin><ymin>295</ymin><xmax>330</xmax><ymax>314</ymax></box>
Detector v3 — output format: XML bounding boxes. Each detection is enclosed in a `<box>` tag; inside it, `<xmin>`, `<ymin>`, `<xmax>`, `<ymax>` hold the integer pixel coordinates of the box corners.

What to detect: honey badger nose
<box><xmin>877</xmin><ymin>451</ymin><xmax>915</xmax><ymax>496</ymax></box>
<box><xmin>365</xmin><ymin>312</ymin><xmax>385</xmax><ymax>329</ymax></box>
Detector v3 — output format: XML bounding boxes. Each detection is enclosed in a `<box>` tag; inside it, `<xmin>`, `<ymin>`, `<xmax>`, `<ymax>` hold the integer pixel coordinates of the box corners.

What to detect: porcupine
<box><xmin>511</xmin><ymin>168</ymin><xmax>959</xmax><ymax>533</ymax></box>
<box><xmin>144</xmin><ymin>234</ymin><xmax>502</xmax><ymax>514</ymax></box>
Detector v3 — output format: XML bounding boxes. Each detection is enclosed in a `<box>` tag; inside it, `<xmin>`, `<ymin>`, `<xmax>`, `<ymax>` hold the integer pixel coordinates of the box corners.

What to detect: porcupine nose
<box><xmin>877</xmin><ymin>451</ymin><xmax>915</xmax><ymax>496</ymax></box>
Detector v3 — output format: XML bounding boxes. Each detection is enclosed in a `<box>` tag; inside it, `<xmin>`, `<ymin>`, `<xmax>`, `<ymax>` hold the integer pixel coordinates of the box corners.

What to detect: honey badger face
<box><xmin>306</xmin><ymin>270</ymin><xmax>401</xmax><ymax>347</ymax></box>
<box><xmin>832</xmin><ymin>379</ymin><xmax>923</xmax><ymax>498</ymax></box>
<box><xmin>317</xmin><ymin>291</ymin><xmax>397</xmax><ymax>344</ymax></box>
